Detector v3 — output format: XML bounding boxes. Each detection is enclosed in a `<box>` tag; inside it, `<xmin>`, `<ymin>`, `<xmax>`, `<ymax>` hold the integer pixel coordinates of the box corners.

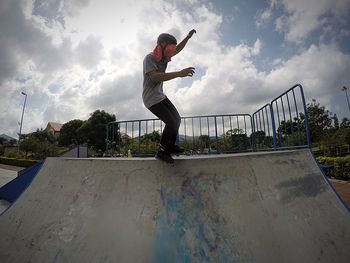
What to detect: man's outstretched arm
<box><xmin>173</xmin><ymin>29</ymin><xmax>196</xmax><ymax>56</ymax></box>
<box><xmin>148</xmin><ymin>67</ymin><xmax>195</xmax><ymax>83</ymax></box>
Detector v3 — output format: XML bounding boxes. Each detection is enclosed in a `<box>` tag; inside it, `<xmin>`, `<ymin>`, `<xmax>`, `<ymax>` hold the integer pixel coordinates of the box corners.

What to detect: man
<box><xmin>143</xmin><ymin>29</ymin><xmax>196</xmax><ymax>163</ymax></box>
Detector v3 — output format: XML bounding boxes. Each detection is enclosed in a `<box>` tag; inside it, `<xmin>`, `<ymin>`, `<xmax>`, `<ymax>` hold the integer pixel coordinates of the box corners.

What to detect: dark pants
<box><xmin>148</xmin><ymin>98</ymin><xmax>181</xmax><ymax>150</ymax></box>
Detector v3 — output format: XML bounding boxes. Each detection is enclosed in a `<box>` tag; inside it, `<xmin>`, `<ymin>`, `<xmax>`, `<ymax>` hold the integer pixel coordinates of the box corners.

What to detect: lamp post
<box><xmin>18</xmin><ymin>92</ymin><xmax>27</xmax><ymax>152</ymax></box>
<box><xmin>341</xmin><ymin>86</ymin><xmax>350</xmax><ymax>114</ymax></box>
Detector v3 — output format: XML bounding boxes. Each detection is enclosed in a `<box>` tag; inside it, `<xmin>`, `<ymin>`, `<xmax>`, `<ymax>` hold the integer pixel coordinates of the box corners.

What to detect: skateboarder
<box><xmin>143</xmin><ymin>29</ymin><xmax>196</xmax><ymax>163</ymax></box>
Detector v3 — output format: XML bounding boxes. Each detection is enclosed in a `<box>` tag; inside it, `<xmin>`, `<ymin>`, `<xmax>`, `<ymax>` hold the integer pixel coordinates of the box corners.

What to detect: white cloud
<box><xmin>255</xmin><ymin>0</ymin><xmax>278</xmax><ymax>28</ymax></box>
<box><xmin>252</xmin><ymin>38</ymin><xmax>262</xmax><ymax>55</ymax></box>
<box><xmin>278</xmin><ymin>0</ymin><xmax>350</xmax><ymax>43</ymax></box>
<box><xmin>265</xmin><ymin>44</ymin><xmax>350</xmax><ymax>99</ymax></box>
<box><xmin>168</xmin><ymin>42</ymin><xmax>268</xmax><ymax>116</ymax></box>
<box><xmin>257</xmin><ymin>0</ymin><xmax>350</xmax><ymax>43</ymax></box>
<box><xmin>62</xmin><ymin>0</ymin><xmax>91</xmax><ymax>17</ymax></box>
<box><xmin>168</xmin><ymin>41</ymin><xmax>350</xmax><ymax>119</ymax></box>
<box><xmin>75</xmin><ymin>35</ymin><xmax>105</xmax><ymax>68</ymax></box>
<box><xmin>0</xmin><ymin>0</ymin><xmax>349</xmax><ymax>140</ymax></box>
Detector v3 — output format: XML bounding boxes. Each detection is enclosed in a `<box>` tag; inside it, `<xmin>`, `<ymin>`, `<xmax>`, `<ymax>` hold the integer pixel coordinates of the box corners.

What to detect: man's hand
<box><xmin>179</xmin><ymin>67</ymin><xmax>195</xmax><ymax>77</ymax></box>
<box><xmin>174</xmin><ymin>29</ymin><xmax>197</xmax><ymax>56</ymax></box>
<box><xmin>187</xmin><ymin>29</ymin><xmax>196</xmax><ymax>39</ymax></box>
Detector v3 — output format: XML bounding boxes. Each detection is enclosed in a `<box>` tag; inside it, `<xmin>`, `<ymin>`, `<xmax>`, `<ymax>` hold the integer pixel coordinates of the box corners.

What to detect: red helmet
<box><xmin>153</xmin><ymin>33</ymin><xmax>177</xmax><ymax>62</ymax></box>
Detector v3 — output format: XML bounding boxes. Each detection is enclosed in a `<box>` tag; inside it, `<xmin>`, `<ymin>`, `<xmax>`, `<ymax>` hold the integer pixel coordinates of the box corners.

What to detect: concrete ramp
<box><xmin>0</xmin><ymin>149</ymin><xmax>349</xmax><ymax>262</ymax></box>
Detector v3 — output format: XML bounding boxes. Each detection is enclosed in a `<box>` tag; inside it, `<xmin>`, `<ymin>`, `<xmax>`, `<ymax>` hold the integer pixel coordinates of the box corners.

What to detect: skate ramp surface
<box><xmin>0</xmin><ymin>149</ymin><xmax>349</xmax><ymax>263</ymax></box>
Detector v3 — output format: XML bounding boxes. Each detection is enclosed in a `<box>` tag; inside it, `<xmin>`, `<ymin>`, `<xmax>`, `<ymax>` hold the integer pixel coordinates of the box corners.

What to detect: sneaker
<box><xmin>155</xmin><ymin>149</ymin><xmax>174</xmax><ymax>164</ymax></box>
<box><xmin>168</xmin><ymin>145</ymin><xmax>185</xmax><ymax>155</ymax></box>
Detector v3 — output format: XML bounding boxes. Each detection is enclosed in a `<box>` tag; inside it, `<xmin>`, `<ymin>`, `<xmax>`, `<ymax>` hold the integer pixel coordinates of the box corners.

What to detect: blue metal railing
<box><xmin>105</xmin><ymin>84</ymin><xmax>311</xmax><ymax>156</ymax></box>
<box><xmin>270</xmin><ymin>84</ymin><xmax>311</xmax><ymax>150</ymax></box>
<box><xmin>251</xmin><ymin>84</ymin><xmax>311</xmax><ymax>151</ymax></box>
<box><xmin>106</xmin><ymin>114</ymin><xmax>254</xmax><ymax>156</ymax></box>
<box><xmin>252</xmin><ymin>104</ymin><xmax>276</xmax><ymax>151</ymax></box>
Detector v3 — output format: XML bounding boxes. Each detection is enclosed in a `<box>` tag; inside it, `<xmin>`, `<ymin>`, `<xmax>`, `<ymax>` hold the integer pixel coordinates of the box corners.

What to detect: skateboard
<box><xmin>155</xmin><ymin>150</ymin><xmax>174</xmax><ymax>164</ymax></box>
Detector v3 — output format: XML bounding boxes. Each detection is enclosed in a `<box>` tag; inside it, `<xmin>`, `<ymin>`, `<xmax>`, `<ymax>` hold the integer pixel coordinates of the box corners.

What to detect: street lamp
<box><xmin>18</xmin><ymin>92</ymin><xmax>27</xmax><ymax>151</ymax></box>
<box><xmin>341</xmin><ymin>86</ymin><xmax>350</xmax><ymax>114</ymax></box>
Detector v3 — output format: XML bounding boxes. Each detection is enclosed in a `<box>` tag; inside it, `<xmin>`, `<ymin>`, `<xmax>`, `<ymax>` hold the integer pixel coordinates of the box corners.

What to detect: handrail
<box><xmin>105</xmin><ymin>84</ymin><xmax>311</xmax><ymax>156</ymax></box>
<box><xmin>106</xmin><ymin>114</ymin><xmax>254</xmax><ymax>156</ymax></box>
<box><xmin>270</xmin><ymin>84</ymin><xmax>311</xmax><ymax>149</ymax></box>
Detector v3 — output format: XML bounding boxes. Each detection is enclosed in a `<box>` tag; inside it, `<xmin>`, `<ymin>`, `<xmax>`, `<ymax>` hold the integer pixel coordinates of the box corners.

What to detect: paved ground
<box><xmin>0</xmin><ymin>164</ymin><xmax>24</xmax><ymax>172</ymax></box>
<box><xmin>0</xmin><ymin>168</ymin><xmax>17</xmax><ymax>188</ymax></box>
<box><xmin>330</xmin><ymin>179</ymin><xmax>350</xmax><ymax>207</ymax></box>
<box><xmin>0</xmin><ymin>168</ymin><xmax>18</xmax><ymax>214</ymax></box>
<box><xmin>0</xmin><ymin>149</ymin><xmax>349</xmax><ymax>263</ymax></box>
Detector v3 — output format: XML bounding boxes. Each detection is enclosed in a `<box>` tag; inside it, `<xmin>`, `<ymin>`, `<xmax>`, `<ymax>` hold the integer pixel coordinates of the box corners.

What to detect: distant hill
<box><xmin>178</xmin><ymin>134</ymin><xmax>217</xmax><ymax>142</ymax></box>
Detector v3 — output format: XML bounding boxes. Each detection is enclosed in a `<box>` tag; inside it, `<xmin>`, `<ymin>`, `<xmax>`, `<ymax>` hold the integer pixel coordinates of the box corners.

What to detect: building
<box><xmin>46</xmin><ymin>122</ymin><xmax>63</xmax><ymax>138</ymax></box>
<box><xmin>0</xmin><ymin>134</ymin><xmax>17</xmax><ymax>143</ymax></box>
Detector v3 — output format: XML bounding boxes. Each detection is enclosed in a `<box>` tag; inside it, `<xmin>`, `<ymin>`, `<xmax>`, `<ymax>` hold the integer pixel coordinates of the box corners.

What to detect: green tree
<box><xmin>20</xmin><ymin>135</ymin><xmax>41</xmax><ymax>156</ymax></box>
<box><xmin>19</xmin><ymin>133</ymin><xmax>59</xmax><ymax>159</ymax></box>
<box><xmin>198</xmin><ymin>135</ymin><xmax>210</xmax><ymax>148</ymax></box>
<box><xmin>226</xmin><ymin>128</ymin><xmax>244</xmax><ymax>135</ymax></box>
<box><xmin>335</xmin><ymin>122</ymin><xmax>350</xmax><ymax>145</ymax></box>
<box><xmin>333</xmin><ymin>114</ymin><xmax>339</xmax><ymax>130</ymax></box>
<box><xmin>301</xmin><ymin>99</ymin><xmax>333</xmax><ymax>143</ymax></box>
<box><xmin>340</xmin><ymin>118</ymin><xmax>350</xmax><ymax>129</ymax></box>
<box><xmin>277</xmin><ymin>118</ymin><xmax>302</xmax><ymax>135</ymax></box>
<box><xmin>0</xmin><ymin>138</ymin><xmax>5</xmax><ymax>155</ymax></box>
<box><xmin>251</xmin><ymin>130</ymin><xmax>266</xmax><ymax>144</ymax></box>
<box><xmin>78</xmin><ymin>110</ymin><xmax>116</xmax><ymax>151</ymax></box>
<box><xmin>141</xmin><ymin>131</ymin><xmax>161</xmax><ymax>143</ymax></box>
<box><xmin>32</xmin><ymin>128</ymin><xmax>56</xmax><ymax>144</ymax></box>
<box><xmin>59</xmin><ymin>119</ymin><xmax>84</xmax><ymax>147</ymax></box>
<box><xmin>345</xmin><ymin>129</ymin><xmax>350</xmax><ymax>145</ymax></box>
<box><xmin>223</xmin><ymin>129</ymin><xmax>249</xmax><ymax>151</ymax></box>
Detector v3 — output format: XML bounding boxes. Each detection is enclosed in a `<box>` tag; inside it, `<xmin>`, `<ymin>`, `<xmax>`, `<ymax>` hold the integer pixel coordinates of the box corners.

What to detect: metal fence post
<box><xmin>105</xmin><ymin>123</ymin><xmax>109</xmax><ymax>154</ymax></box>
<box><xmin>298</xmin><ymin>84</ymin><xmax>312</xmax><ymax>148</ymax></box>
<box><xmin>138</xmin><ymin>121</ymin><xmax>141</xmax><ymax>156</ymax></box>
<box><xmin>269</xmin><ymin>105</ymin><xmax>277</xmax><ymax>150</ymax></box>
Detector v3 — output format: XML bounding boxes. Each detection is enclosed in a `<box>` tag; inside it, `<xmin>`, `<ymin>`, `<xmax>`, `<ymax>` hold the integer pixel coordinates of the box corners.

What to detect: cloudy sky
<box><xmin>1</xmin><ymin>0</ymin><xmax>350</xmax><ymax>138</ymax></box>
